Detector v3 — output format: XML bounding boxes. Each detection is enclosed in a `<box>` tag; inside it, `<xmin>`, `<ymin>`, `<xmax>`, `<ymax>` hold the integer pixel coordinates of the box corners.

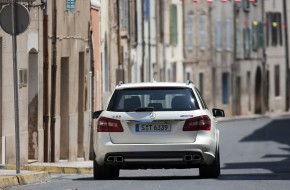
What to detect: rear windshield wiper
<box><xmin>134</xmin><ymin>107</ymin><xmax>154</xmax><ymax>112</ymax></box>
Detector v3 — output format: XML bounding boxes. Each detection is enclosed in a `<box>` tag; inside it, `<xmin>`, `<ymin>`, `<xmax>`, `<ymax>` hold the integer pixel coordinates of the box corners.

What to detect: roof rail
<box><xmin>118</xmin><ymin>81</ymin><xmax>123</xmax><ymax>86</ymax></box>
<box><xmin>186</xmin><ymin>80</ymin><xmax>193</xmax><ymax>85</ymax></box>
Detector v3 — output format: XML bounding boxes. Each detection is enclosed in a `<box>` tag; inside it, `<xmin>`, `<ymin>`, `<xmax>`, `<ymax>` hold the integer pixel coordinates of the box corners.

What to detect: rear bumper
<box><xmin>94</xmin><ymin>140</ymin><xmax>217</xmax><ymax>168</ymax></box>
<box><xmin>102</xmin><ymin>151</ymin><xmax>206</xmax><ymax>169</ymax></box>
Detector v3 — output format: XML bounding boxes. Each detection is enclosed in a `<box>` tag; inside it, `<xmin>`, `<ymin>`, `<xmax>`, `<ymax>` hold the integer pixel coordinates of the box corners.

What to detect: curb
<box><xmin>0</xmin><ymin>171</ymin><xmax>50</xmax><ymax>188</ymax></box>
<box><xmin>6</xmin><ymin>165</ymin><xmax>93</xmax><ymax>174</ymax></box>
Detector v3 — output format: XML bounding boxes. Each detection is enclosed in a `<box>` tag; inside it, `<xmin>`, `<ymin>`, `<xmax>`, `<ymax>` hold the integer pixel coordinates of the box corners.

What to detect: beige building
<box><xmin>235</xmin><ymin>0</ymin><xmax>266</xmax><ymax>115</ymax></box>
<box><xmin>0</xmin><ymin>1</ymin><xmax>44</xmax><ymax>164</ymax></box>
<box><xmin>0</xmin><ymin>0</ymin><xmax>92</xmax><ymax>164</ymax></box>
<box><xmin>264</xmin><ymin>0</ymin><xmax>287</xmax><ymax>113</ymax></box>
<box><xmin>210</xmin><ymin>0</ymin><xmax>234</xmax><ymax>116</ymax></box>
<box><xmin>47</xmin><ymin>0</ymin><xmax>91</xmax><ymax>162</ymax></box>
<box><xmin>183</xmin><ymin>0</ymin><xmax>212</xmax><ymax>107</ymax></box>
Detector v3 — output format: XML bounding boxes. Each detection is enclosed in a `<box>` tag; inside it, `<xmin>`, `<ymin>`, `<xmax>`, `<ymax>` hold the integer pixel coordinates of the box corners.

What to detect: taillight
<box><xmin>183</xmin><ymin>115</ymin><xmax>211</xmax><ymax>131</ymax></box>
<box><xmin>97</xmin><ymin>117</ymin><xmax>124</xmax><ymax>132</ymax></box>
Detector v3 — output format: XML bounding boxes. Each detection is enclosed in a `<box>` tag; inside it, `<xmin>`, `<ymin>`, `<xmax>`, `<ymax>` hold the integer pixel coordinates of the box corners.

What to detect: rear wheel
<box><xmin>199</xmin><ymin>148</ymin><xmax>220</xmax><ymax>178</ymax></box>
<box><xmin>93</xmin><ymin>159</ymin><xmax>119</xmax><ymax>180</ymax></box>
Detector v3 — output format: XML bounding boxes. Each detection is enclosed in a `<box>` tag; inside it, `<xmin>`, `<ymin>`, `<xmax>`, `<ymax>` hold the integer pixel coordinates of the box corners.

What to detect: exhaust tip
<box><xmin>107</xmin><ymin>156</ymin><xmax>115</xmax><ymax>162</ymax></box>
<box><xmin>115</xmin><ymin>156</ymin><xmax>124</xmax><ymax>163</ymax></box>
<box><xmin>184</xmin><ymin>155</ymin><xmax>193</xmax><ymax>161</ymax></box>
<box><xmin>193</xmin><ymin>155</ymin><xmax>201</xmax><ymax>160</ymax></box>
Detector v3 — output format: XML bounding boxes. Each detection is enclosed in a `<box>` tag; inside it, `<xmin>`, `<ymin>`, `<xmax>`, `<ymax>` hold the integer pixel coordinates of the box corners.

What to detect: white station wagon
<box><xmin>93</xmin><ymin>81</ymin><xmax>225</xmax><ymax>179</ymax></box>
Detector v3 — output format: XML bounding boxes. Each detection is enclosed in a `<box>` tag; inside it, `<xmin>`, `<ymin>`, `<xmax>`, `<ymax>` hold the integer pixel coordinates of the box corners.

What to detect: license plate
<box><xmin>136</xmin><ymin>124</ymin><xmax>171</xmax><ymax>132</ymax></box>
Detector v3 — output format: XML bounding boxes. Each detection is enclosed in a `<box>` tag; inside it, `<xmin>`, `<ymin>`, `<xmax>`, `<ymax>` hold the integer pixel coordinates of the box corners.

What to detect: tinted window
<box><xmin>107</xmin><ymin>88</ymin><xmax>200</xmax><ymax>112</ymax></box>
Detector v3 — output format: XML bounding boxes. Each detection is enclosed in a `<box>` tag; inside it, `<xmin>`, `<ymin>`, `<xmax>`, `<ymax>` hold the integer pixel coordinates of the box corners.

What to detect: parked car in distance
<box><xmin>93</xmin><ymin>81</ymin><xmax>225</xmax><ymax>179</ymax></box>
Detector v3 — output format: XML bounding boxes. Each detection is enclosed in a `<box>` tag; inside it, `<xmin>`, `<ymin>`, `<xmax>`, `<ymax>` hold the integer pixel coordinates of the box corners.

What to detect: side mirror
<box><xmin>93</xmin><ymin>110</ymin><xmax>103</xmax><ymax>119</ymax></box>
<box><xmin>212</xmin><ymin>108</ymin><xmax>225</xmax><ymax>118</ymax></box>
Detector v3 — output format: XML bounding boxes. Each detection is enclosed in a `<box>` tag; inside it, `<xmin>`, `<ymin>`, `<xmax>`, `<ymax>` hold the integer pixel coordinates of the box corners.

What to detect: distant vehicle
<box><xmin>93</xmin><ymin>81</ymin><xmax>225</xmax><ymax>179</ymax></box>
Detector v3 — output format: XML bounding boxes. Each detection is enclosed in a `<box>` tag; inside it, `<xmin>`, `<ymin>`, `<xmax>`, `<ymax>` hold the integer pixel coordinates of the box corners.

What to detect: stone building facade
<box><xmin>0</xmin><ymin>0</ymin><xmax>44</xmax><ymax>164</ymax></box>
<box><xmin>0</xmin><ymin>0</ymin><xmax>92</xmax><ymax>164</ymax></box>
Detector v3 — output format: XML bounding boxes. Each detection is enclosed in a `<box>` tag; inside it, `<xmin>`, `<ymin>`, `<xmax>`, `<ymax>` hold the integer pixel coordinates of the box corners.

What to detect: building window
<box><xmin>158</xmin><ymin>1</ymin><xmax>164</xmax><ymax>43</ymax></box>
<box><xmin>222</xmin><ymin>73</ymin><xmax>229</xmax><ymax>104</ymax></box>
<box><xmin>258</xmin><ymin>21</ymin><xmax>264</xmax><ymax>48</ymax></box>
<box><xmin>66</xmin><ymin>0</ymin><xmax>75</xmax><ymax>12</ymax></box>
<box><xmin>252</xmin><ymin>21</ymin><xmax>265</xmax><ymax>51</ymax></box>
<box><xmin>243</xmin><ymin>0</ymin><xmax>250</xmax><ymax>12</ymax></box>
<box><xmin>247</xmin><ymin>71</ymin><xmax>251</xmax><ymax>110</ymax></box>
<box><xmin>19</xmin><ymin>69</ymin><xmax>28</xmax><ymax>88</ymax></box>
<box><xmin>252</xmin><ymin>21</ymin><xmax>258</xmax><ymax>51</ymax></box>
<box><xmin>187</xmin><ymin>13</ymin><xmax>194</xmax><ymax>51</ymax></box>
<box><xmin>266</xmin><ymin>12</ymin><xmax>283</xmax><ymax>47</ymax></box>
<box><xmin>216</xmin><ymin>20</ymin><xmax>222</xmax><ymax>51</ymax></box>
<box><xmin>170</xmin><ymin>4</ymin><xmax>178</xmax><ymax>45</ymax></box>
<box><xmin>199</xmin><ymin>14</ymin><xmax>206</xmax><ymax>51</ymax></box>
<box><xmin>274</xmin><ymin>65</ymin><xmax>280</xmax><ymax>97</ymax></box>
<box><xmin>252</xmin><ymin>0</ymin><xmax>258</xmax><ymax>6</ymax></box>
<box><xmin>243</xmin><ymin>27</ymin><xmax>251</xmax><ymax>59</ymax></box>
<box><xmin>144</xmin><ymin>0</ymin><xmax>150</xmax><ymax>20</ymax></box>
<box><xmin>226</xmin><ymin>18</ymin><xmax>232</xmax><ymax>51</ymax></box>
<box><xmin>120</xmin><ymin>0</ymin><xmax>129</xmax><ymax>29</ymax></box>
<box><xmin>129</xmin><ymin>0</ymin><xmax>137</xmax><ymax>45</ymax></box>
<box><xmin>199</xmin><ymin>73</ymin><xmax>204</xmax><ymax>97</ymax></box>
<box><xmin>236</xmin><ymin>25</ymin><xmax>243</xmax><ymax>58</ymax></box>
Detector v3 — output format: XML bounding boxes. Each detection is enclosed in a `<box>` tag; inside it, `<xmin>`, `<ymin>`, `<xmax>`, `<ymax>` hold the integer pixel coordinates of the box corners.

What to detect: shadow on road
<box><xmin>74</xmin><ymin>118</ymin><xmax>290</xmax><ymax>182</ymax></box>
<box><xmin>73</xmin><ymin>175</ymin><xmax>200</xmax><ymax>181</ymax></box>
<box><xmin>222</xmin><ymin>117</ymin><xmax>290</xmax><ymax>180</ymax></box>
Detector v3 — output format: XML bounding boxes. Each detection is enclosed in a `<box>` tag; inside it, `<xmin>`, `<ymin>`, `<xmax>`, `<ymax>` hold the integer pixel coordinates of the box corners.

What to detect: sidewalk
<box><xmin>218</xmin><ymin>111</ymin><xmax>290</xmax><ymax>122</ymax></box>
<box><xmin>0</xmin><ymin>160</ymin><xmax>93</xmax><ymax>188</ymax></box>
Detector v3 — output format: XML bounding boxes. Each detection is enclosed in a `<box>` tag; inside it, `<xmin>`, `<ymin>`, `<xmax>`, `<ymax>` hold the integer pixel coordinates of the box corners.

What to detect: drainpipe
<box><xmin>50</xmin><ymin>0</ymin><xmax>57</xmax><ymax>162</ymax></box>
<box><xmin>116</xmin><ymin>0</ymin><xmax>123</xmax><ymax>81</ymax></box>
<box><xmin>283</xmin><ymin>0</ymin><xmax>290</xmax><ymax>111</ymax></box>
<box><xmin>162</xmin><ymin>0</ymin><xmax>166</xmax><ymax>82</ymax></box>
<box><xmin>262</xmin><ymin>0</ymin><xmax>267</xmax><ymax>113</ymax></box>
<box><xmin>148</xmin><ymin>0</ymin><xmax>151</xmax><ymax>81</ymax></box>
<box><xmin>42</xmin><ymin>0</ymin><xmax>50</xmax><ymax>163</ymax></box>
<box><xmin>141</xmin><ymin>0</ymin><xmax>145</xmax><ymax>82</ymax></box>
<box><xmin>89</xmin><ymin>27</ymin><xmax>94</xmax><ymax>160</ymax></box>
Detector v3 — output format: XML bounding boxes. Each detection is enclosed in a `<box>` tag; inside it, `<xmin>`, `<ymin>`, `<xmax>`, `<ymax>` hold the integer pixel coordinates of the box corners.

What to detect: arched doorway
<box><xmin>28</xmin><ymin>49</ymin><xmax>39</xmax><ymax>160</ymax></box>
<box><xmin>255</xmin><ymin>67</ymin><xmax>262</xmax><ymax>114</ymax></box>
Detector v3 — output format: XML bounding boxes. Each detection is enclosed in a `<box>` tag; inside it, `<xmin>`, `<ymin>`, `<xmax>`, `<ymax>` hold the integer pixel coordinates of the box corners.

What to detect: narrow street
<box><xmin>13</xmin><ymin>116</ymin><xmax>290</xmax><ymax>190</ymax></box>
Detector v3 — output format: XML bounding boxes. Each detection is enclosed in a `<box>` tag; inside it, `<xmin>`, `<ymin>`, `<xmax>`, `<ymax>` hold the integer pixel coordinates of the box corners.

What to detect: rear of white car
<box><xmin>93</xmin><ymin>82</ymin><xmax>225</xmax><ymax>179</ymax></box>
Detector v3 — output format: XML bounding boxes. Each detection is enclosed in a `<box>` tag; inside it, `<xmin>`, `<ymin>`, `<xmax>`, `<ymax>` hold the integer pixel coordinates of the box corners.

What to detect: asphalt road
<box><xmin>13</xmin><ymin>116</ymin><xmax>290</xmax><ymax>190</ymax></box>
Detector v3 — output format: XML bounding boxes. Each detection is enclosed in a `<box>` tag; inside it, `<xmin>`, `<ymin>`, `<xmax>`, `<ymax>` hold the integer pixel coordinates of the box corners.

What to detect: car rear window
<box><xmin>107</xmin><ymin>87</ymin><xmax>200</xmax><ymax>112</ymax></box>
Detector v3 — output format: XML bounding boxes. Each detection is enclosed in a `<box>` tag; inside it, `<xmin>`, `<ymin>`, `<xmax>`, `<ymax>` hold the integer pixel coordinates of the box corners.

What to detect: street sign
<box><xmin>0</xmin><ymin>3</ymin><xmax>30</xmax><ymax>35</ymax></box>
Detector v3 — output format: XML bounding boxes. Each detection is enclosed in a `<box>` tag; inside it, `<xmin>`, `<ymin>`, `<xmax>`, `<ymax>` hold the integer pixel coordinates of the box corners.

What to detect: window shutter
<box><xmin>266</xmin><ymin>13</ymin><xmax>271</xmax><ymax>46</ymax></box>
<box><xmin>258</xmin><ymin>22</ymin><xmax>264</xmax><ymax>48</ymax></box>
<box><xmin>216</xmin><ymin>20</ymin><xmax>222</xmax><ymax>51</ymax></box>
<box><xmin>243</xmin><ymin>28</ymin><xmax>251</xmax><ymax>58</ymax></box>
<box><xmin>242</xmin><ymin>0</ymin><xmax>250</xmax><ymax>12</ymax></box>
<box><xmin>277</xmin><ymin>13</ymin><xmax>283</xmax><ymax>46</ymax></box>
<box><xmin>236</xmin><ymin>26</ymin><xmax>242</xmax><ymax>58</ymax></box>
<box><xmin>66</xmin><ymin>0</ymin><xmax>75</xmax><ymax>11</ymax></box>
<box><xmin>226</xmin><ymin>18</ymin><xmax>232</xmax><ymax>51</ymax></box>
<box><xmin>252</xmin><ymin>21</ymin><xmax>258</xmax><ymax>51</ymax></box>
<box><xmin>170</xmin><ymin>5</ymin><xmax>178</xmax><ymax>45</ymax></box>
<box><xmin>187</xmin><ymin>13</ymin><xmax>194</xmax><ymax>51</ymax></box>
<box><xmin>200</xmin><ymin>15</ymin><xmax>206</xmax><ymax>50</ymax></box>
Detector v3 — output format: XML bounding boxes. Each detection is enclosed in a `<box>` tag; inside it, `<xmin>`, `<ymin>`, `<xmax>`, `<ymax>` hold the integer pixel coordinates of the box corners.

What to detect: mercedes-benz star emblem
<box><xmin>150</xmin><ymin>112</ymin><xmax>156</xmax><ymax>119</ymax></box>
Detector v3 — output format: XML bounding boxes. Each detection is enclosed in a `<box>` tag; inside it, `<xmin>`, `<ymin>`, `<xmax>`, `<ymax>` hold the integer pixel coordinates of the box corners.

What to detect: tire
<box><xmin>199</xmin><ymin>148</ymin><xmax>220</xmax><ymax>179</ymax></box>
<box><xmin>93</xmin><ymin>159</ymin><xmax>119</xmax><ymax>180</ymax></box>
